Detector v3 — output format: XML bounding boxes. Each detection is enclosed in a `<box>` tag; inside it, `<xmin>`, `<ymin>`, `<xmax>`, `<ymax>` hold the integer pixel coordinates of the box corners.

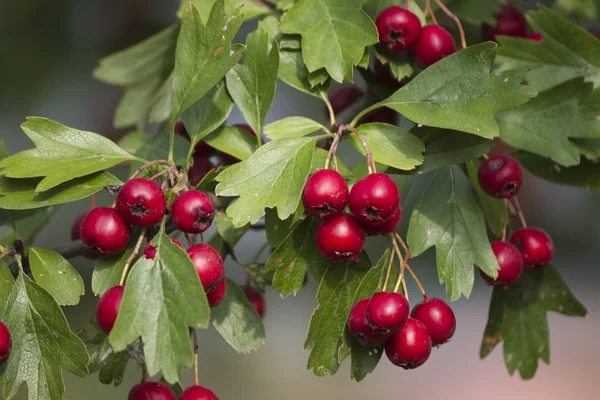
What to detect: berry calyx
<box><xmin>0</xmin><ymin>321</ymin><xmax>12</xmax><ymax>366</ymax></box>
<box><xmin>376</xmin><ymin>6</ymin><xmax>422</xmax><ymax>53</ymax></box>
<box><xmin>128</xmin><ymin>382</ymin><xmax>177</xmax><ymax>400</ymax></box>
<box><xmin>510</xmin><ymin>227</ymin><xmax>555</xmax><ymax>268</ymax></box>
<box><xmin>207</xmin><ymin>279</ymin><xmax>227</xmax><ymax>308</ymax></box>
<box><xmin>326</xmin><ymin>85</ymin><xmax>363</xmax><ymax>116</ymax></box>
<box><xmin>187</xmin><ymin>244</ymin><xmax>225</xmax><ymax>291</ymax></box>
<box><xmin>480</xmin><ymin>241</ymin><xmax>524</xmax><ymax>286</ymax></box>
<box><xmin>180</xmin><ymin>385</ymin><xmax>219</xmax><ymax>400</ymax></box>
<box><xmin>366</xmin><ymin>292</ymin><xmax>409</xmax><ymax>334</ymax></box>
<box><xmin>96</xmin><ymin>285</ymin><xmax>124</xmax><ymax>334</ymax></box>
<box><xmin>188</xmin><ymin>156</ymin><xmax>214</xmax><ymax>187</ymax></box>
<box><xmin>71</xmin><ymin>212</ymin><xmax>88</xmax><ymax>241</ymax></box>
<box><xmin>482</xmin><ymin>5</ymin><xmax>529</xmax><ymax>41</ymax></box>
<box><xmin>302</xmin><ymin>170</ymin><xmax>349</xmax><ymax>220</ymax></box>
<box><xmin>363</xmin><ymin>206</ymin><xmax>402</xmax><ymax>236</ymax></box>
<box><xmin>414</xmin><ymin>25</ymin><xmax>457</xmax><ymax>69</ymax></box>
<box><xmin>316</xmin><ymin>213</ymin><xmax>365</xmax><ymax>262</ymax></box>
<box><xmin>477</xmin><ymin>154</ymin><xmax>523</xmax><ymax>198</ymax></box>
<box><xmin>171</xmin><ymin>190</ymin><xmax>215</xmax><ymax>234</ymax></box>
<box><xmin>385</xmin><ymin>318</ymin><xmax>432</xmax><ymax>369</ymax></box>
<box><xmin>349</xmin><ymin>173</ymin><xmax>400</xmax><ymax>225</ymax></box>
<box><xmin>116</xmin><ymin>178</ymin><xmax>167</xmax><ymax>227</ymax></box>
<box><xmin>347</xmin><ymin>299</ymin><xmax>392</xmax><ymax>346</ymax></box>
<box><xmin>80</xmin><ymin>207</ymin><xmax>130</xmax><ymax>254</ymax></box>
<box><xmin>242</xmin><ymin>285</ymin><xmax>265</xmax><ymax>319</ymax></box>
<box><xmin>410</xmin><ymin>298</ymin><xmax>456</xmax><ymax>346</ymax></box>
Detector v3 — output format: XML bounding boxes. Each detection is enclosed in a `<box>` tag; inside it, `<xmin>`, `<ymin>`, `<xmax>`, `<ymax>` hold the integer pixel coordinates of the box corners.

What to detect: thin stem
<box><xmin>185</xmin><ymin>233</ymin><xmax>194</xmax><ymax>247</ymax></box>
<box><xmin>502</xmin><ymin>199</ymin><xmax>509</xmax><ymax>242</ymax></box>
<box><xmin>424</xmin><ymin>0</ymin><xmax>439</xmax><ymax>24</ymax></box>
<box><xmin>168</xmin><ymin>120</ymin><xmax>176</xmax><ymax>165</ymax></box>
<box><xmin>256</xmin><ymin>129</ymin><xmax>263</xmax><ymax>148</ymax></box>
<box><xmin>91</xmin><ymin>193</ymin><xmax>97</xmax><ymax>209</ymax></box>
<box><xmin>324</xmin><ymin>126</ymin><xmax>343</xmax><ymax>170</ymax></box>
<box><xmin>350</xmin><ymin>104</ymin><xmax>379</xmax><ymax>128</ymax></box>
<box><xmin>119</xmin><ymin>230</ymin><xmax>147</xmax><ymax>286</ymax></box>
<box><xmin>192</xmin><ymin>329</ymin><xmax>199</xmax><ymax>386</ymax></box>
<box><xmin>433</xmin><ymin>0</ymin><xmax>467</xmax><ymax>49</ymax></box>
<box><xmin>200</xmin><ymin>232</ymin><xmax>205</xmax><ymax>243</ymax></box>
<box><xmin>394</xmin><ymin>232</ymin><xmax>411</xmax><ymax>260</ymax></box>
<box><xmin>405</xmin><ymin>263</ymin><xmax>427</xmax><ymax>301</ymax></box>
<box><xmin>149</xmin><ymin>168</ymin><xmax>171</xmax><ymax>182</ymax></box>
<box><xmin>382</xmin><ymin>249</ymin><xmax>395</xmax><ymax>291</ymax></box>
<box><xmin>130</xmin><ymin>159</ymin><xmax>170</xmax><ymax>180</ymax></box>
<box><xmin>0</xmin><ymin>249</ymin><xmax>14</xmax><ymax>263</ymax></box>
<box><xmin>511</xmin><ymin>196</ymin><xmax>527</xmax><ymax>228</ymax></box>
<box><xmin>392</xmin><ymin>238</ymin><xmax>408</xmax><ymax>293</ymax></box>
<box><xmin>14</xmin><ymin>255</ymin><xmax>24</xmax><ymax>274</ymax></box>
<box><xmin>405</xmin><ymin>0</ymin><xmax>410</xmax><ymax>8</ymax></box>
<box><xmin>320</xmin><ymin>91</ymin><xmax>336</xmax><ymax>127</ymax></box>
<box><xmin>346</xmin><ymin>125</ymin><xmax>376</xmax><ymax>174</ymax></box>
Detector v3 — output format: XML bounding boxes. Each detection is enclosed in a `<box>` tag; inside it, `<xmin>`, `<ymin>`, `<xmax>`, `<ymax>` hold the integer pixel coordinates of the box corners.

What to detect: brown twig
<box><xmin>511</xmin><ymin>196</ymin><xmax>527</xmax><ymax>228</ymax></box>
<box><xmin>382</xmin><ymin>249</ymin><xmax>395</xmax><ymax>291</ymax></box>
<box><xmin>433</xmin><ymin>0</ymin><xmax>467</xmax><ymax>49</ymax></box>
<box><xmin>424</xmin><ymin>0</ymin><xmax>439</xmax><ymax>25</ymax></box>
<box><xmin>324</xmin><ymin>126</ymin><xmax>343</xmax><ymax>171</ymax></box>
<box><xmin>192</xmin><ymin>329</ymin><xmax>200</xmax><ymax>386</ymax></box>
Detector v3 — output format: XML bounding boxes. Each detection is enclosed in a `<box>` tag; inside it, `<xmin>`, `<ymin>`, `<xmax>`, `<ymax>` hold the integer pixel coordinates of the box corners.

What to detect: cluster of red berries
<box><xmin>477</xmin><ymin>155</ymin><xmax>555</xmax><ymax>286</ymax></box>
<box><xmin>482</xmin><ymin>5</ymin><xmax>542</xmax><ymax>43</ymax></box>
<box><xmin>128</xmin><ymin>381</ymin><xmax>218</xmax><ymax>400</ymax></box>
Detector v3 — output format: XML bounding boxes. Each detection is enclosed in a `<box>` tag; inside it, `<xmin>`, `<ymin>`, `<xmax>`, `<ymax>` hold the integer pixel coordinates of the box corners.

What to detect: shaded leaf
<box><xmin>0</xmin><ymin>262</ymin><xmax>15</xmax><ymax>315</ymax></box>
<box><xmin>466</xmin><ymin>160</ymin><xmax>505</xmax><ymax>237</ymax></box>
<box><xmin>264</xmin><ymin>207</ymin><xmax>303</xmax><ymax>249</ymax></box>
<box><xmin>264</xmin><ymin>116</ymin><xmax>327</xmax><ymax>140</ymax></box>
<box><xmin>278</xmin><ymin>49</ymin><xmax>328</xmax><ymax>97</ymax></box>
<box><xmin>214</xmin><ymin>211</ymin><xmax>250</xmax><ymax>247</ymax></box>
<box><xmin>515</xmin><ymin>151</ymin><xmax>600</xmax><ymax>190</ymax></box>
<box><xmin>0</xmin><ymin>206</ymin><xmax>57</xmax><ymax>247</ymax></box>
<box><xmin>203</xmin><ymin>125</ymin><xmax>257</xmax><ymax>161</ymax></box>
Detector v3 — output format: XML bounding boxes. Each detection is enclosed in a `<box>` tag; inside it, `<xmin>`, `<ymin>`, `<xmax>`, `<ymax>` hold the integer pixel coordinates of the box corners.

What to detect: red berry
<box><xmin>242</xmin><ymin>285</ymin><xmax>265</xmax><ymax>318</ymax></box>
<box><xmin>193</xmin><ymin>141</ymin><xmax>214</xmax><ymax>158</ymax></box>
<box><xmin>348</xmin><ymin>173</ymin><xmax>400</xmax><ymax>225</ymax></box>
<box><xmin>410</xmin><ymin>298</ymin><xmax>456</xmax><ymax>346</ymax></box>
<box><xmin>529</xmin><ymin>32</ymin><xmax>543</xmax><ymax>42</ymax></box>
<box><xmin>180</xmin><ymin>385</ymin><xmax>219</xmax><ymax>400</ymax></box>
<box><xmin>326</xmin><ymin>85</ymin><xmax>363</xmax><ymax>116</ymax></box>
<box><xmin>96</xmin><ymin>285</ymin><xmax>124</xmax><ymax>334</ymax></box>
<box><xmin>480</xmin><ymin>241</ymin><xmax>524</xmax><ymax>286</ymax></box>
<box><xmin>174</xmin><ymin>122</ymin><xmax>188</xmax><ymax>138</ymax></box>
<box><xmin>128</xmin><ymin>382</ymin><xmax>177</xmax><ymax>400</ymax></box>
<box><xmin>366</xmin><ymin>292</ymin><xmax>409</xmax><ymax>334</ymax></box>
<box><xmin>187</xmin><ymin>244</ymin><xmax>225</xmax><ymax>291</ymax></box>
<box><xmin>219</xmin><ymin>124</ymin><xmax>261</xmax><ymax>165</ymax></box>
<box><xmin>347</xmin><ymin>299</ymin><xmax>392</xmax><ymax>346</ymax></box>
<box><xmin>364</xmin><ymin>206</ymin><xmax>402</xmax><ymax>236</ymax></box>
<box><xmin>477</xmin><ymin>155</ymin><xmax>523</xmax><ymax>198</ymax></box>
<box><xmin>360</xmin><ymin>108</ymin><xmax>399</xmax><ymax>125</ymax></box>
<box><xmin>116</xmin><ymin>178</ymin><xmax>166</xmax><ymax>227</ymax></box>
<box><xmin>171</xmin><ymin>191</ymin><xmax>214</xmax><ymax>234</ymax></box>
<box><xmin>302</xmin><ymin>170</ymin><xmax>349</xmax><ymax>220</ymax></box>
<box><xmin>414</xmin><ymin>25</ymin><xmax>457</xmax><ymax>69</ymax></box>
<box><xmin>207</xmin><ymin>279</ymin><xmax>227</xmax><ymax>308</ymax></box>
<box><xmin>316</xmin><ymin>213</ymin><xmax>365</xmax><ymax>262</ymax></box>
<box><xmin>376</xmin><ymin>6</ymin><xmax>422</xmax><ymax>53</ymax></box>
<box><xmin>385</xmin><ymin>318</ymin><xmax>432</xmax><ymax>369</ymax></box>
<box><xmin>171</xmin><ymin>238</ymin><xmax>185</xmax><ymax>250</ymax></box>
<box><xmin>188</xmin><ymin>156</ymin><xmax>214</xmax><ymax>187</ymax></box>
<box><xmin>0</xmin><ymin>321</ymin><xmax>12</xmax><ymax>366</ymax></box>
<box><xmin>143</xmin><ymin>244</ymin><xmax>157</xmax><ymax>260</ymax></box>
<box><xmin>510</xmin><ymin>227</ymin><xmax>554</xmax><ymax>268</ymax></box>
<box><xmin>80</xmin><ymin>207</ymin><xmax>130</xmax><ymax>254</ymax></box>
<box><xmin>373</xmin><ymin>59</ymin><xmax>402</xmax><ymax>89</ymax></box>
<box><xmin>71</xmin><ymin>212</ymin><xmax>87</xmax><ymax>241</ymax></box>
<box><xmin>482</xmin><ymin>5</ymin><xmax>528</xmax><ymax>41</ymax></box>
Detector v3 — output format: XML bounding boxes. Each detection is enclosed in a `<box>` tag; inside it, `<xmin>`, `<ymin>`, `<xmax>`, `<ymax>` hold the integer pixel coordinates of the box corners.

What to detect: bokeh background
<box><xmin>1</xmin><ymin>1</ymin><xmax>599</xmax><ymax>399</ymax></box>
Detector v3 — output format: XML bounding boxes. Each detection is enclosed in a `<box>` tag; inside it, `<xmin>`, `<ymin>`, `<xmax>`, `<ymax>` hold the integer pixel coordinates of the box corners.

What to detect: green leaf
<box><xmin>0</xmin><ymin>208</ymin><xmax>46</xmax><ymax>228</ymax></box>
<box><xmin>446</xmin><ymin>0</ymin><xmax>501</xmax><ymax>25</ymax></box>
<box><xmin>372</xmin><ymin>43</ymin><xmax>537</xmax><ymax>138</ymax></box>
<box><xmin>194</xmin><ymin>167</ymin><xmax>221</xmax><ymax>191</ymax></box>
<box><xmin>0</xmin><ymin>118</ymin><xmax>141</xmax><ymax>192</ymax></box>
<box><xmin>109</xmin><ymin>231</ymin><xmax>210</xmax><ymax>383</ymax></box>
<box><xmin>515</xmin><ymin>151</ymin><xmax>600</xmax><ymax>190</ymax></box>
<box><xmin>236</xmin><ymin>261</ymin><xmax>273</xmax><ymax>292</ymax></box>
<box><xmin>311</xmin><ymin>148</ymin><xmax>355</xmax><ymax>183</ymax></box>
<box><xmin>178</xmin><ymin>0</ymin><xmax>272</xmax><ymax>22</ymax></box>
<box><xmin>264</xmin><ymin>116</ymin><xmax>327</xmax><ymax>140</ymax></box>
<box><xmin>149</xmin><ymin>73</ymin><xmax>175</xmax><ymax>124</ymax></box>
<box><xmin>171</xmin><ymin>0</ymin><xmax>244</xmax><ymax>119</ymax></box>
<box><xmin>264</xmin><ymin>207</ymin><xmax>303</xmax><ymax>249</ymax></box>
<box><xmin>364</xmin><ymin>0</ymin><xmax>425</xmax><ymax>24</ymax></box>
<box><xmin>0</xmin><ymin>262</ymin><xmax>15</xmax><ymax>315</ymax></box>
<box><xmin>278</xmin><ymin>49</ymin><xmax>328</xmax><ymax>97</ymax></box>
<box><xmin>89</xmin><ymin>336</ymin><xmax>129</xmax><ymax>387</ymax></box>
<box><xmin>121</xmin><ymin>131</ymin><xmax>189</xmax><ymax>171</ymax></box>
<box><xmin>114</xmin><ymin>76</ymin><xmax>165</xmax><ymax>129</ymax></box>
<box><xmin>0</xmin><ymin>206</ymin><xmax>57</xmax><ymax>247</ymax></box>
<box><xmin>225</xmin><ymin>27</ymin><xmax>279</xmax><ymax>136</ymax></box>
<box><xmin>372</xmin><ymin>49</ymin><xmax>415</xmax><ymax>84</ymax></box>
<box><xmin>280</xmin><ymin>0</ymin><xmax>378</xmax><ymax>82</ymax></box>
<box><xmin>28</xmin><ymin>248</ymin><xmax>84</xmax><ymax>306</ymax></box>
<box><xmin>0</xmin><ymin>140</ymin><xmax>8</xmax><ymax>160</ymax></box>
<box><xmin>554</xmin><ymin>0</ymin><xmax>600</xmax><ymax>21</ymax></box>
<box><xmin>2</xmin><ymin>275</ymin><xmax>89</xmax><ymax>400</ymax></box>
<box><xmin>573</xmin><ymin>138</ymin><xmax>600</xmax><ymax>160</ymax></box>
<box><xmin>352</xmin><ymin>123</ymin><xmax>425</xmax><ymax>170</ymax></box>
<box><xmin>480</xmin><ymin>266</ymin><xmax>587</xmax><ymax>379</ymax></box>
<box><xmin>203</xmin><ymin>125</ymin><xmax>258</xmax><ymax>161</ymax></box>
<box><xmin>214</xmin><ymin>211</ymin><xmax>250</xmax><ymax>248</ymax></box>
<box><xmin>92</xmin><ymin>236</ymin><xmax>138</xmax><ymax>296</ymax></box>
<box><xmin>466</xmin><ymin>160</ymin><xmax>505</xmax><ymax>237</ymax></box>
<box><xmin>211</xmin><ymin>279</ymin><xmax>266</xmax><ymax>353</ymax></box>
<box><xmin>216</xmin><ymin>137</ymin><xmax>318</xmax><ymax>227</ymax></box>
<box><xmin>407</xmin><ymin>166</ymin><xmax>499</xmax><ymax>300</ymax></box>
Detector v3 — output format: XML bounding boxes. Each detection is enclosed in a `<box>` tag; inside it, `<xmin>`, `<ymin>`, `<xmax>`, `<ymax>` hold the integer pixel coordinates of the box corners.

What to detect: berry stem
<box><xmin>119</xmin><ymin>229</ymin><xmax>147</xmax><ymax>286</ymax></box>
<box><xmin>424</xmin><ymin>0</ymin><xmax>439</xmax><ymax>25</ymax></box>
<box><xmin>346</xmin><ymin>125</ymin><xmax>376</xmax><ymax>174</ymax></box>
<box><xmin>200</xmin><ymin>232</ymin><xmax>205</xmax><ymax>243</ymax></box>
<box><xmin>502</xmin><ymin>198</ymin><xmax>509</xmax><ymax>242</ymax></box>
<box><xmin>511</xmin><ymin>196</ymin><xmax>528</xmax><ymax>228</ymax></box>
<box><xmin>433</xmin><ymin>0</ymin><xmax>467</xmax><ymax>49</ymax></box>
<box><xmin>130</xmin><ymin>159</ymin><xmax>171</xmax><ymax>180</ymax></box>
<box><xmin>404</xmin><ymin>0</ymin><xmax>410</xmax><ymax>8</ymax></box>
<box><xmin>320</xmin><ymin>91</ymin><xmax>336</xmax><ymax>128</ymax></box>
<box><xmin>324</xmin><ymin>126</ymin><xmax>343</xmax><ymax>171</ymax></box>
<box><xmin>168</xmin><ymin>119</ymin><xmax>176</xmax><ymax>165</ymax></box>
<box><xmin>91</xmin><ymin>193</ymin><xmax>97</xmax><ymax>209</ymax></box>
<box><xmin>382</xmin><ymin>247</ymin><xmax>396</xmax><ymax>291</ymax></box>
<box><xmin>149</xmin><ymin>167</ymin><xmax>171</xmax><ymax>182</ymax></box>
<box><xmin>394</xmin><ymin>232</ymin><xmax>411</xmax><ymax>259</ymax></box>
<box><xmin>391</xmin><ymin>237</ymin><xmax>408</xmax><ymax>294</ymax></box>
<box><xmin>405</xmin><ymin>263</ymin><xmax>427</xmax><ymax>301</ymax></box>
<box><xmin>185</xmin><ymin>233</ymin><xmax>194</xmax><ymax>247</ymax></box>
<box><xmin>192</xmin><ymin>329</ymin><xmax>200</xmax><ymax>386</ymax></box>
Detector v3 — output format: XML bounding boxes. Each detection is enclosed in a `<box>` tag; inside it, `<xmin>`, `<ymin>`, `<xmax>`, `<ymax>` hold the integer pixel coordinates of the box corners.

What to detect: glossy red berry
<box><xmin>363</xmin><ymin>206</ymin><xmax>402</xmax><ymax>236</ymax></box>
<box><xmin>96</xmin><ymin>285</ymin><xmax>124</xmax><ymax>334</ymax></box>
<box><xmin>349</xmin><ymin>173</ymin><xmax>400</xmax><ymax>225</ymax></box>
<box><xmin>116</xmin><ymin>178</ymin><xmax>166</xmax><ymax>227</ymax></box>
<box><xmin>360</xmin><ymin>108</ymin><xmax>399</xmax><ymax>125</ymax></box>
<box><xmin>171</xmin><ymin>190</ymin><xmax>214</xmax><ymax>234</ymax></box>
<box><xmin>376</xmin><ymin>6</ymin><xmax>422</xmax><ymax>53</ymax></box>
<box><xmin>0</xmin><ymin>321</ymin><xmax>12</xmax><ymax>366</ymax></box>
<box><xmin>373</xmin><ymin>59</ymin><xmax>402</xmax><ymax>89</ymax></box>
<box><xmin>188</xmin><ymin>156</ymin><xmax>214</xmax><ymax>187</ymax></box>
<box><xmin>366</xmin><ymin>292</ymin><xmax>409</xmax><ymax>334</ymax></box>
<box><xmin>316</xmin><ymin>213</ymin><xmax>365</xmax><ymax>262</ymax></box>
<box><xmin>207</xmin><ymin>279</ymin><xmax>227</xmax><ymax>308</ymax></box>
<box><xmin>187</xmin><ymin>244</ymin><xmax>225</xmax><ymax>291</ymax></box>
<box><xmin>510</xmin><ymin>227</ymin><xmax>554</xmax><ymax>268</ymax></box>
<box><xmin>128</xmin><ymin>382</ymin><xmax>177</xmax><ymax>400</ymax></box>
<box><xmin>477</xmin><ymin>155</ymin><xmax>523</xmax><ymax>198</ymax></box>
<box><xmin>71</xmin><ymin>212</ymin><xmax>87</xmax><ymax>241</ymax></box>
<box><xmin>326</xmin><ymin>85</ymin><xmax>363</xmax><ymax>116</ymax></box>
<box><xmin>347</xmin><ymin>299</ymin><xmax>392</xmax><ymax>346</ymax></box>
<box><xmin>302</xmin><ymin>170</ymin><xmax>349</xmax><ymax>220</ymax></box>
<box><xmin>385</xmin><ymin>318</ymin><xmax>432</xmax><ymax>369</ymax></box>
<box><xmin>529</xmin><ymin>32</ymin><xmax>543</xmax><ymax>42</ymax></box>
<box><xmin>180</xmin><ymin>385</ymin><xmax>219</xmax><ymax>400</ymax></box>
<box><xmin>480</xmin><ymin>241</ymin><xmax>524</xmax><ymax>286</ymax></box>
<box><xmin>143</xmin><ymin>244</ymin><xmax>157</xmax><ymax>260</ymax></box>
<box><xmin>482</xmin><ymin>5</ymin><xmax>528</xmax><ymax>41</ymax></box>
<box><xmin>80</xmin><ymin>207</ymin><xmax>130</xmax><ymax>254</ymax></box>
<box><xmin>414</xmin><ymin>25</ymin><xmax>457</xmax><ymax>69</ymax></box>
<box><xmin>411</xmin><ymin>298</ymin><xmax>456</xmax><ymax>346</ymax></box>
<box><xmin>243</xmin><ymin>285</ymin><xmax>265</xmax><ymax>318</ymax></box>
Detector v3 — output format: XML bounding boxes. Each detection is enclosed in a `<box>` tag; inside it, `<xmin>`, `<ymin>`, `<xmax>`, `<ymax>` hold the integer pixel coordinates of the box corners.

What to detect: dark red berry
<box><xmin>207</xmin><ymin>279</ymin><xmax>227</xmax><ymax>308</ymax></box>
<box><xmin>0</xmin><ymin>321</ymin><xmax>12</xmax><ymax>366</ymax></box>
<box><xmin>316</xmin><ymin>213</ymin><xmax>365</xmax><ymax>262</ymax></box>
<box><xmin>529</xmin><ymin>32</ymin><xmax>542</xmax><ymax>42</ymax></box>
<box><xmin>180</xmin><ymin>385</ymin><xmax>219</xmax><ymax>400</ymax></box>
<box><xmin>193</xmin><ymin>141</ymin><xmax>214</xmax><ymax>158</ymax></box>
<box><xmin>347</xmin><ymin>299</ymin><xmax>392</xmax><ymax>346</ymax></box>
<box><xmin>480</xmin><ymin>241</ymin><xmax>524</xmax><ymax>286</ymax></box>
<box><xmin>71</xmin><ymin>212</ymin><xmax>87</xmax><ymax>241</ymax></box>
<box><xmin>96</xmin><ymin>285</ymin><xmax>124</xmax><ymax>334</ymax></box>
<box><xmin>477</xmin><ymin>155</ymin><xmax>523</xmax><ymax>198</ymax></box>
<box><xmin>143</xmin><ymin>244</ymin><xmax>157</xmax><ymax>260</ymax></box>
<box><xmin>187</xmin><ymin>244</ymin><xmax>225</xmax><ymax>291</ymax></box>
<box><xmin>482</xmin><ymin>5</ymin><xmax>528</xmax><ymax>42</ymax></box>
<box><xmin>385</xmin><ymin>318</ymin><xmax>432</xmax><ymax>369</ymax></box>
<box><xmin>349</xmin><ymin>173</ymin><xmax>400</xmax><ymax>225</ymax></box>
<box><xmin>366</xmin><ymin>292</ymin><xmax>409</xmax><ymax>334</ymax></box>
<box><xmin>188</xmin><ymin>156</ymin><xmax>214</xmax><ymax>187</ymax></box>
<box><xmin>364</xmin><ymin>206</ymin><xmax>402</xmax><ymax>236</ymax></box>
<box><xmin>414</xmin><ymin>25</ymin><xmax>457</xmax><ymax>69</ymax></box>
<box><xmin>116</xmin><ymin>178</ymin><xmax>166</xmax><ymax>227</ymax></box>
<box><xmin>411</xmin><ymin>298</ymin><xmax>456</xmax><ymax>346</ymax></box>
<box><xmin>128</xmin><ymin>382</ymin><xmax>177</xmax><ymax>400</ymax></box>
<box><xmin>510</xmin><ymin>227</ymin><xmax>554</xmax><ymax>268</ymax></box>
<box><xmin>376</xmin><ymin>6</ymin><xmax>422</xmax><ymax>53</ymax></box>
<box><xmin>80</xmin><ymin>207</ymin><xmax>130</xmax><ymax>254</ymax></box>
<box><xmin>174</xmin><ymin>122</ymin><xmax>188</xmax><ymax>138</ymax></box>
<box><xmin>373</xmin><ymin>59</ymin><xmax>402</xmax><ymax>89</ymax></box>
<box><xmin>302</xmin><ymin>170</ymin><xmax>349</xmax><ymax>220</ymax></box>
<box><xmin>360</xmin><ymin>108</ymin><xmax>399</xmax><ymax>125</ymax></box>
<box><xmin>219</xmin><ymin>124</ymin><xmax>261</xmax><ymax>165</ymax></box>
<box><xmin>326</xmin><ymin>85</ymin><xmax>363</xmax><ymax>116</ymax></box>
<box><xmin>243</xmin><ymin>285</ymin><xmax>265</xmax><ymax>318</ymax></box>
<box><xmin>171</xmin><ymin>191</ymin><xmax>214</xmax><ymax>234</ymax></box>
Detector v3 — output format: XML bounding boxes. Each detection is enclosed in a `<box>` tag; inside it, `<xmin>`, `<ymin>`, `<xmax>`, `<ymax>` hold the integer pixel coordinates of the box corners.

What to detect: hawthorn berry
<box><xmin>385</xmin><ymin>318</ymin><xmax>432</xmax><ymax>369</ymax></box>
<box><xmin>315</xmin><ymin>213</ymin><xmax>365</xmax><ymax>262</ymax></box>
<box><xmin>128</xmin><ymin>382</ymin><xmax>177</xmax><ymax>400</ymax></box>
<box><xmin>0</xmin><ymin>321</ymin><xmax>12</xmax><ymax>366</ymax></box>
<box><xmin>80</xmin><ymin>207</ymin><xmax>130</xmax><ymax>254</ymax></box>
<box><xmin>71</xmin><ymin>212</ymin><xmax>87</xmax><ymax>241</ymax></box>
<box><xmin>373</xmin><ymin>59</ymin><xmax>402</xmax><ymax>89</ymax></box>
<box><xmin>96</xmin><ymin>285</ymin><xmax>124</xmax><ymax>334</ymax></box>
<box><xmin>243</xmin><ymin>285</ymin><xmax>265</xmax><ymax>318</ymax></box>
<box><xmin>348</xmin><ymin>173</ymin><xmax>400</xmax><ymax>225</ymax></box>
<box><xmin>414</xmin><ymin>25</ymin><xmax>457</xmax><ymax>69</ymax></box>
<box><xmin>188</xmin><ymin>156</ymin><xmax>214</xmax><ymax>187</ymax></box>
<box><xmin>302</xmin><ymin>170</ymin><xmax>348</xmax><ymax>220</ymax></box>
<box><xmin>347</xmin><ymin>299</ymin><xmax>392</xmax><ymax>346</ymax></box>
<box><xmin>376</xmin><ymin>6</ymin><xmax>422</xmax><ymax>53</ymax></box>
<box><xmin>187</xmin><ymin>244</ymin><xmax>225</xmax><ymax>291</ymax></box>
<box><xmin>180</xmin><ymin>385</ymin><xmax>219</xmax><ymax>400</ymax></box>
<box><xmin>477</xmin><ymin>154</ymin><xmax>523</xmax><ymax>198</ymax></box>
<box><xmin>326</xmin><ymin>85</ymin><xmax>363</xmax><ymax>116</ymax></box>
<box><xmin>116</xmin><ymin>178</ymin><xmax>167</xmax><ymax>227</ymax></box>
<box><xmin>207</xmin><ymin>279</ymin><xmax>227</xmax><ymax>308</ymax></box>
<box><xmin>510</xmin><ymin>227</ymin><xmax>555</xmax><ymax>268</ymax></box>
<box><xmin>171</xmin><ymin>190</ymin><xmax>214</xmax><ymax>234</ymax></box>
<box><xmin>366</xmin><ymin>292</ymin><xmax>409</xmax><ymax>334</ymax></box>
<box><xmin>480</xmin><ymin>241</ymin><xmax>524</xmax><ymax>286</ymax></box>
<box><xmin>482</xmin><ymin>5</ymin><xmax>528</xmax><ymax>41</ymax></box>
<box><xmin>143</xmin><ymin>244</ymin><xmax>157</xmax><ymax>260</ymax></box>
<box><xmin>411</xmin><ymin>298</ymin><xmax>456</xmax><ymax>346</ymax></box>
<box><xmin>363</xmin><ymin>206</ymin><xmax>402</xmax><ymax>236</ymax></box>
